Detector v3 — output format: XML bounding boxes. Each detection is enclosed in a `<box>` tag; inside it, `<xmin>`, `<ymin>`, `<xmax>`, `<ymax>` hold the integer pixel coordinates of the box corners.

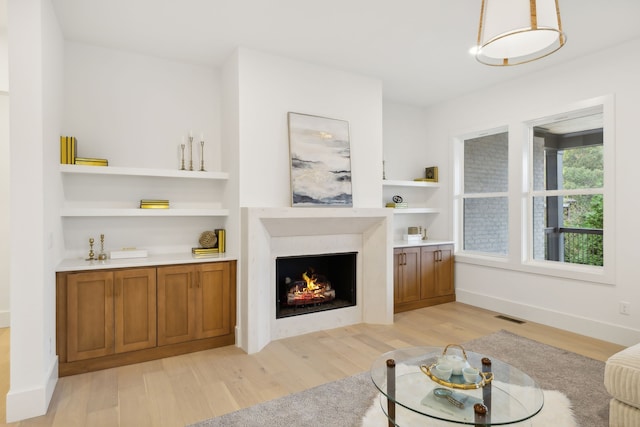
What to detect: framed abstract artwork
<box><xmin>287</xmin><ymin>112</ymin><xmax>353</xmax><ymax>207</ymax></box>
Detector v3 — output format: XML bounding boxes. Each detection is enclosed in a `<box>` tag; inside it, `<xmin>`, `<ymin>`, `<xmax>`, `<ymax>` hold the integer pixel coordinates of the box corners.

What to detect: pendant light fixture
<box><xmin>476</xmin><ymin>0</ymin><xmax>566</xmax><ymax>66</ymax></box>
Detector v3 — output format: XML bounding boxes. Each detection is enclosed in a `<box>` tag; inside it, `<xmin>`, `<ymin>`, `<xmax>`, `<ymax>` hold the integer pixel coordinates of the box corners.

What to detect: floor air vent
<box><xmin>495</xmin><ymin>314</ymin><xmax>526</xmax><ymax>324</ymax></box>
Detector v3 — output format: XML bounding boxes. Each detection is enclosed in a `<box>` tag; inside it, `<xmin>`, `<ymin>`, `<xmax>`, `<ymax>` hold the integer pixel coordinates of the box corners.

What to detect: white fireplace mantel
<box><xmin>239</xmin><ymin>207</ymin><xmax>394</xmax><ymax>354</ymax></box>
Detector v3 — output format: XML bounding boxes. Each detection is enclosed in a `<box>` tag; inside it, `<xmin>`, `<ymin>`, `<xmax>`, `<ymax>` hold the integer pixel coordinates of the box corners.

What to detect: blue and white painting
<box><xmin>288</xmin><ymin>112</ymin><xmax>352</xmax><ymax>206</ymax></box>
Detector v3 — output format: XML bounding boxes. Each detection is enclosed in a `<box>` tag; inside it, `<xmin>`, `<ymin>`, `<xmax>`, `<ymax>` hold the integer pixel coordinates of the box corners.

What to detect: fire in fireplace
<box><xmin>276</xmin><ymin>252</ymin><xmax>357</xmax><ymax>319</ymax></box>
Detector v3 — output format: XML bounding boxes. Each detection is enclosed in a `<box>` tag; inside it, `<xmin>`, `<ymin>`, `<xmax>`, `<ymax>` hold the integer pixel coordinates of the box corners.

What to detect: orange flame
<box><xmin>302</xmin><ymin>271</ymin><xmax>319</xmax><ymax>291</ymax></box>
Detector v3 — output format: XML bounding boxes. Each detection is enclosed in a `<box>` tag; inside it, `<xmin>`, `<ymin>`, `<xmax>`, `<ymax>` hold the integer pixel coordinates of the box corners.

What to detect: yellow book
<box><xmin>139</xmin><ymin>204</ymin><xmax>169</xmax><ymax>209</ymax></box>
<box><xmin>216</xmin><ymin>229</ymin><xmax>226</xmax><ymax>253</ymax></box>
<box><xmin>75</xmin><ymin>157</ymin><xmax>108</xmax><ymax>163</ymax></box>
<box><xmin>74</xmin><ymin>159</ymin><xmax>108</xmax><ymax>166</ymax></box>
<box><xmin>60</xmin><ymin>136</ymin><xmax>68</xmax><ymax>164</ymax></box>
<box><xmin>140</xmin><ymin>200</ymin><xmax>169</xmax><ymax>204</ymax></box>
<box><xmin>70</xmin><ymin>137</ymin><xmax>76</xmax><ymax>164</ymax></box>
<box><xmin>192</xmin><ymin>248</ymin><xmax>219</xmax><ymax>254</ymax></box>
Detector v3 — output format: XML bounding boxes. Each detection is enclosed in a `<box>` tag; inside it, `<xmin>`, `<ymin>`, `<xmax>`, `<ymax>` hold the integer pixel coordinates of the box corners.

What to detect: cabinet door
<box><xmin>421</xmin><ymin>245</ymin><xmax>455</xmax><ymax>298</ymax></box>
<box><xmin>194</xmin><ymin>262</ymin><xmax>232</xmax><ymax>339</ymax></box>
<box><xmin>157</xmin><ymin>265</ymin><xmax>195</xmax><ymax>346</ymax></box>
<box><xmin>395</xmin><ymin>247</ymin><xmax>421</xmax><ymax>304</ymax></box>
<box><xmin>420</xmin><ymin>246</ymin><xmax>438</xmax><ymax>299</ymax></box>
<box><xmin>66</xmin><ymin>271</ymin><xmax>114</xmax><ymax>362</ymax></box>
<box><xmin>114</xmin><ymin>268</ymin><xmax>157</xmax><ymax>353</ymax></box>
<box><xmin>435</xmin><ymin>244</ymin><xmax>454</xmax><ymax>296</ymax></box>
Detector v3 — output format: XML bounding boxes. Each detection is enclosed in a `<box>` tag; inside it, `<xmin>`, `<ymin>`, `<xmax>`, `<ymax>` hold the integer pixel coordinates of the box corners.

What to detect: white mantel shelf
<box><xmin>256</xmin><ymin>207</ymin><xmax>393</xmax><ymax>237</ymax></box>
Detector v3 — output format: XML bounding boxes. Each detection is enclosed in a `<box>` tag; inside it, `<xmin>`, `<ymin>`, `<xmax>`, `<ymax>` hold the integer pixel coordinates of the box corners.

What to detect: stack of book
<box><xmin>75</xmin><ymin>157</ymin><xmax>108</xmax><ymax>166</ymax></box>
<box><xmin>139</xmin><ymin>199</ymin><xmax>170</xmax><ymax>209</ymax></box>
<box><xmin>60</xmin><ymin>136</ymin><xmax>77</xmax><ymax>164</ymax></box>
<box><xmin>192</xmin><ymin>247</ymin><xmax>219</xmax><ymax>256</ymax></box>
<box><xmin>386</xmin><ymin>202</ymin><xmax>408</xmax><ymax>208</ymax></box>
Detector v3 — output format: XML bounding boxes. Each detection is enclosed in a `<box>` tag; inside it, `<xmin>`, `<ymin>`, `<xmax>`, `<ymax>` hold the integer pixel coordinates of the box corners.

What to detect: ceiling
<box><xmin>8</xmin><ymin>1</ymin><xmax>640</xmax><ymax>107</ymax></box>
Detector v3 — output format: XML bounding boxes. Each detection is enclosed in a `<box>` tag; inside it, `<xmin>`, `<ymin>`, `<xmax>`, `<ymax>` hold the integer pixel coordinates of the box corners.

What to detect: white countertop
<box><xmin>393</xmin><ymin>239</ymin><xmax>454</xmax><ymax>248</ymax></box>
<box><xmin>56</xmin><ymin>252</ymin><xmax>237</xmax><ymax>272</ymax></box>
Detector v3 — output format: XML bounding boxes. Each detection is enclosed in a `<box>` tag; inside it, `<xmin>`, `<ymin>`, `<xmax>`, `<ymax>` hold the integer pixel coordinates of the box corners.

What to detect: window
<box><xmin>528</xmin><ymin>107</ymin><xmax>605</xmax><ymax>267</ymax></box>
<box><xmin>460</xmin><ymin>130</ymin><xmax>509</xmax><ymax>256</ymax></box>
<box><xmin>454</xmin><ymin>95</ymin><xmax>614</xmax><ymax>283</ymax></box>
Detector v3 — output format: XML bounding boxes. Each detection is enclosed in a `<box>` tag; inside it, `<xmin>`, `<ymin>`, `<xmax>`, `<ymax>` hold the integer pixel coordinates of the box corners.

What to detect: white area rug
<box><xmin>362</xmin><ymin>389</ymin><xmax>576</xmax><ymax>426</ymax></box>
<box><xmin>362</xmin><ymin>364</ymin><xmax>578</xmax><ymax>427</ymax></box>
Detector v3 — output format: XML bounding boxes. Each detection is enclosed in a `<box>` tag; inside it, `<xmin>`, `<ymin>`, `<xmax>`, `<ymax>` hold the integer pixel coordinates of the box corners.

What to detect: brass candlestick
<box><xmin>199</xmin><ymin>140</ymin><xmax>206</xmax><ymax>171</ymax></box>
<box><xmin>86</xmin><ymin>237</ymin><xmax>95</xmax><ymax>261</ymax></box>
<box><xmin>180</xmin><ymin>143</ymin><xmax>186</xmax><ymax>170</ymax></box>
<box><xmin>98</xmin><ymin>234</ymin><xmax>107</xmax><ymax>260</ymax></box>
<box><xmin>189</xmin><ymin>136</ymin><xmax>194</xmax><ymax>171</ymax></box>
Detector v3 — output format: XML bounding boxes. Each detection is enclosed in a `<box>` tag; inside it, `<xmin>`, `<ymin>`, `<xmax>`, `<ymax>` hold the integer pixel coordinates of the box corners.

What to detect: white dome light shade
<box><xmin>476</xmin><ymin>0</ymin><xmax>566</xmax><ymax>66</ymax></box>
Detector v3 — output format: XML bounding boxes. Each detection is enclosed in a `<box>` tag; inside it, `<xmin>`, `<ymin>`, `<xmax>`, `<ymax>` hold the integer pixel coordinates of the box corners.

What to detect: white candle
<box><xmin>189</xmin><ymin>130</ymin><xmax>193</xmax><ymax>138</ymax></box>
<box><xmin>200</xmin><ymin>132</ymin><xmax>204</xmax><ymax>141</ymax></box>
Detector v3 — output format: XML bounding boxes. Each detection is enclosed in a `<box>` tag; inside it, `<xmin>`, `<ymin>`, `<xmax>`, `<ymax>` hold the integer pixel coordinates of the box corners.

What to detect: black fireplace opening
<box><xmin>276</xmin><ymin>252</ymin><xmax>357</xmax><ymax>319</ymax></box>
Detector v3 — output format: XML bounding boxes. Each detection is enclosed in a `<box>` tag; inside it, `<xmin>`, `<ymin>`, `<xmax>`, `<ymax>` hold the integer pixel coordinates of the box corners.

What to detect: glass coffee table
<box><xmin>370</xmin><ymin>346</ymin><xmax>544</xmax><ymax>426</ymax></box>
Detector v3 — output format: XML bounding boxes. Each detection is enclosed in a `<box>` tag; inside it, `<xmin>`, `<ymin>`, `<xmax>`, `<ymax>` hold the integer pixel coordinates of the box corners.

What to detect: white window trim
<box><xmin>453</xmin><ymin>95</ymin><xmax>615</xmax><ymax>285</ymax></box>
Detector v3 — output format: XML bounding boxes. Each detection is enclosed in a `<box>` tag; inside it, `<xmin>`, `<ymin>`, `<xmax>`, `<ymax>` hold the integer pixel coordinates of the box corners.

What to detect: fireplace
<box><xmin>240</xmin><ymin>207</ymin><xmax>393</xmax><ymax>354</ymax></box>
<box><xmin>276</xmin><ymin>252</ymin><xmax>357</xmax><ymax>319</ymax></box>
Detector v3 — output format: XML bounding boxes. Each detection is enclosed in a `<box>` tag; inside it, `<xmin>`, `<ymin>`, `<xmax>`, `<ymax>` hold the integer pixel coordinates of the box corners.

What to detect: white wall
<box><xmin>63</xmin><ymin>42</ymin><xmax>221</xmax><ymax>170</ymax></box>
<box><xmin>7</xmin><ymin>0</ymin><xmax>63</xmax><ymax>421</ymax></box>
<box><xmin>382</xmin><ymin>103</ymin><xmax>450</xmax><ymax>241</ymax></box>
<box><xmin>60</xmin><ymin>42</ymin><xmax>225</xmax><ymax>257</ymax></box>
<box><xmin>419</xmin><ymin>38</ymin><xmax>640</xmax><ymax>346</ymax></box>
<box><xmin>230</xmin><ymin>48</ymin><xmax>384</xmax><ymax>351</ymax></box>
<box><xmin>0</xmin><ymin>7</ymin><xmax>9</xmax><ymax>328</ymax></box>
<box><xmin>0</xmin><ymin>93</ymin><xmax>8</xmax><ymax>328</ymax></box>
<box><xmin>235</xmin><ymin>48</ymin><xmax>383</xmax><ymax>208</ymax></box>
<box><xmin>0</xmin><ymin>24</ymin><xmax>8</xmax><ymax>90</ymax></box>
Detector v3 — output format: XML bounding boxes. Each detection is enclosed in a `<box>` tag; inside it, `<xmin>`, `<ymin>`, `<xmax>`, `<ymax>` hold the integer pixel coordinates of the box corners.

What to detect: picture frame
<box><xmin>425</xmin><ymin>166</ymin><xmax>439</xmax><ymax>182</ymax></box>
<box><xmin>287</xmin><ymin>112</ymin><xmax>353</xmax><ymax>207</ymax></box>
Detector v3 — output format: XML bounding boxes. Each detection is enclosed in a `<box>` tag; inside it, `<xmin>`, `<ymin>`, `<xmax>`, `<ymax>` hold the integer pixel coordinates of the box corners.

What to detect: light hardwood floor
<box><xmin>0</xmin><ymin>302</ymin><xmax>625</xmax><ymax>426</ymax></box>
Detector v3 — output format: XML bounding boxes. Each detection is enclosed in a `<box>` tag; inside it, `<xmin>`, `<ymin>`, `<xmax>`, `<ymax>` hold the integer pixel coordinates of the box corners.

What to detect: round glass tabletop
<box><xmin>370</xmin><ymin>346</ymin><xmax>544</xmax><ymax>426</ymax></box>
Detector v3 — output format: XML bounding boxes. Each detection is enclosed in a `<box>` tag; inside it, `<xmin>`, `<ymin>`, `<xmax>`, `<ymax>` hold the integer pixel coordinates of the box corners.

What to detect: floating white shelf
<box><xmin>60</xmin><ymin>208</ymin><xmax>229</xmax><ymax>217</ymax></box>
<box><xmin>383</xmin><ymin>179</ymin><xmax>440</xmax><ymax>188</ymax></box>
<box><xmin>60</xmin><ymin>164</ymin><xmax>228</xmax><ymax>180</ymax></box>
<box><xmin>389</xmin><ymin>207</ymin><xmax>441</xmax><ymax>214</ymax></box>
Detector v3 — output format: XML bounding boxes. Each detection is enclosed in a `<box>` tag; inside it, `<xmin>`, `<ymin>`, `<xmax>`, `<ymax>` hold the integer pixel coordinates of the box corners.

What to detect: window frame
<box><xmin>453</xmin><ymin>95</ymin><xmax>615</xmax><ymax>285</ymax></box>
<box><xmin>456</xmin><ymin>127</ymin><xmax>510</xmax><ymax>258</ymax></box>
<box><xmin>522</xmin><ymin>96</ymin><xmax>615</xmax><ymax>284</ymax></box>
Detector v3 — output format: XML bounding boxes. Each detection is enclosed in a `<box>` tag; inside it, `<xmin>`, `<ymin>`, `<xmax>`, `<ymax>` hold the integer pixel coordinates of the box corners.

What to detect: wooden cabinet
<box><xmin>57</xmin><ymin>260</ymin><xmax>236</xmax><ymax>376</ymax></box>
<box><xmin>157</xmin><ymin>262</ymin><xmax>233</xmax><ymax>346</ymax></box>
<box><xmin>394</xmin><ymin>244</ymin><xmax>455</xmax><ymax>313</ymax></box>
<box><xmin>65</xmin><ymin>268</ymin><xmax>156</xmax><ymax>362</ymax></box>
<box><xmin>394</xmin><ymin>247</ymin><xmax>421</xmax><ymax>305</ymax></box>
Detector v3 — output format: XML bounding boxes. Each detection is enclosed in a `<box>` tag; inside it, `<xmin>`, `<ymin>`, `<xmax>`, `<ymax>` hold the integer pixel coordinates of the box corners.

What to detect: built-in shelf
<box><xmin>60</xmin><ymin>164</ymin><xmax>230</xmax><ymax>219</ymax></box>
<box><xmin>383</xmin><ymin>179</ymin><xmax>440</xmax><ymax>188</ymax></box>
<box><xmin>60</xmin><ymin>208</ymin><xmax>229</xmax><ymax>217</ymax></box>
<box><xmin>388</xmin><ymin>208</ymin><xmax>441</xmax><ymax>214</ymax></box>
<box><xmin>56</xmin><ymin>252</ymin><xmax>237</xmax><ymax>272</ymax></box>
<box><xmin>60</xmin><ymin>164</ymin><xmax>229</xmax><ymax>180</ymax></box>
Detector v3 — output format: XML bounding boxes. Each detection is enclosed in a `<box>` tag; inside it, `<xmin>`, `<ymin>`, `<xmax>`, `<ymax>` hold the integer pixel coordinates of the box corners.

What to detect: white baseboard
<box><xmin>0</xmin><ymin>310</ymin><xmax>10</xmax><ymax>328</ymax></box>
<box><xmin>456</xmin><ymin>289</ymin><xmax>640</xmax><ymax>347</ymax></box>
<box><xmin>6</xmin><ymin>356</ymin><xmax>58</xmax><ymax>423</ymax></box>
